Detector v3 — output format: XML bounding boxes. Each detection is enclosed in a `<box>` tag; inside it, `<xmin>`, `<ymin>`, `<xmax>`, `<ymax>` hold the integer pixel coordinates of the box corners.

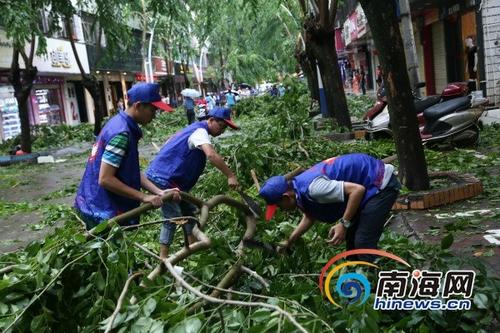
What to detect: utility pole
<box><xmin>399</xmin><ymin>0</ymin><xmax>421</xmax><ymax>96</ymax></box>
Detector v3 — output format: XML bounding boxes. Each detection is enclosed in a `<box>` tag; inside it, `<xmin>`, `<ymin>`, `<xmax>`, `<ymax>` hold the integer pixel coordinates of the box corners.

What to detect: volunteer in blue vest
<box><xmin>146</xmin><ymin>106</ymin><xmax>240</xmax><ymax>259</ymax></box>
<box><xmin>259</xmin><ymin>153</ymin><xmax>401</xmax><ymax>262</ymax></box>
<box><xmin>75</xmin><ymin>83</ymin><xmax>180</xmax><ymax>230</ymax></box>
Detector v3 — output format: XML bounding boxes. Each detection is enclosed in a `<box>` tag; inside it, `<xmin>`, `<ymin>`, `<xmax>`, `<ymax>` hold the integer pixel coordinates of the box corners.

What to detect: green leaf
<box><xmin>0</xmin><ymin>303</ymin><xmax>8</xmax><ymax>315</ymax></box>
<box><xmin>441</xmin><ymin>233</ymin><xmax>454</xmax><ymax>249</ymax></box>
<box><xmin>251</xmin><ymin>308</ymin><xmax>272</xmax><ymax>323</ymax></box>
<box><xmin>92</xmin><ymin>221</ymin><xmax>109</xmax><ymax>235</ymax></box>
<box><xmin>31</xmin><ymin>313</ymin><xmax>49</xmax><ymax>332</ymax></box>
<box><xmin>143</xmin><ymin>298</ymin><xmax>157</xmax><ymax>317</ymax></box>
<box><xmin>473</xmin><ymin>293</ymin><xmax>488</xmax><ymax>309</ymax></box>
<box><xmin>107</xmin><ymin>251</ymin><xmax>119</xmax><ymax>263</ymax></box>
<box><xmin>167</xmin><ymin>317</ymin><xmax>202</xmax><ymax>333</ymax></box>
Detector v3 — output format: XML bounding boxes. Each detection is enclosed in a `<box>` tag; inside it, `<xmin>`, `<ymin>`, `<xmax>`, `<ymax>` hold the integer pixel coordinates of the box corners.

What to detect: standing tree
<box><xmin>1</xmin><ymin>0</ymin><xmax>52</xmax><ymax>153</ymax></box>
<box><xmin>296</xmin><ymin>0</ymin><xmax>351</xmax><ymax>129</ymax></box>
<box><xmin>359</xmin><ymin>0</ymin><xmax>429</xmax><ymax>190</ymax></box>
<box><xmin>55</xmin><ymin>0</ymin><xmax>131</xmax><ymax>136</ymax></box>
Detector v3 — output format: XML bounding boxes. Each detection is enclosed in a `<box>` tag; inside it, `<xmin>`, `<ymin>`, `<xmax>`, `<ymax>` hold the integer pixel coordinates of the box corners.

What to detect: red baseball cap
<box><xmin>208</xmin><ymin>107</ymin><xmax>240</xmax><ymax>130</ymax></box>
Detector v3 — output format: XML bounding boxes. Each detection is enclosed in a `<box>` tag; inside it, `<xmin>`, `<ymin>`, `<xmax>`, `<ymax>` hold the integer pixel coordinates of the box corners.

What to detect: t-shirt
<box><xmin>225</xmin><ymin>93</ymin><xmax>236</xmax><ymax>106</ymax></box>
<box><xmin>184</xmin><ymin>97</ymin><xmax>195</xmax><ymax>109</ymax></box>
<box><xmin>187</xmin><ymin>128</ymin><xmax>211</xmax><ymax>150</ymax></box>
<box><xmin>308</xmin><ymin>164</ymin><xmax>395</xmax><ymax>203</ymax></box>
<box><xmin>102</xmin><ymin>132</ymin><xmax>129</xmax><ymax>168</ymax></box>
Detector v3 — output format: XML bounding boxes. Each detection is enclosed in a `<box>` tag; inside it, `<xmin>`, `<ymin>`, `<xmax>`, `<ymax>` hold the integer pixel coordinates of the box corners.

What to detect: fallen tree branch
<box><xmin>241</xmin><ymin>266</ymin><xmax>270</xmax><ymax>290</ymax></box>
<box><xmin>105</xmin><ymin>272</ymin><xmax>144</xmax><ymax>333</ymax></box>
<box><xmin>163</xmin><ymin>257</ymin><xmax>308</xmax><ymax>333</ymax></box>
<box><xmin>297</xmin><ymin>142</ymin><xmax>310</xmax><ymax>159</ymax></box>
<box><xmin>250</xmin><ymin>169</ymin><xmax>261</xmax><ymax>191</ymax></box>
<box><xmin>121</xmin><ymin>216</ymin><xmax>199</xmax><ymax>231</ymax></box>
<box><xmin>382</xmin><ymin>154</ymin><xmax>397</xmax><ymax>164</ymax></box>
<box><xmin>134</xmin><ymin>226</ymin><xmax>212</xmax><ymax>288</ymax></box>
<box><xmin>183</xmin><ymin>271</ymin><xmax>270</xmax><ymax>300</ymax></box>
<box><xmin>0</xmin><ymin>265</ymin><xmax>17</xmax><ymax>275</ymax></box>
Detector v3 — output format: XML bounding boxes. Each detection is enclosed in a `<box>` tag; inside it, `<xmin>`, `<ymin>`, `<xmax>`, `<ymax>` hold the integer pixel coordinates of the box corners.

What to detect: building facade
<box><xmin>336</xmin><ymin>0</ymin><xmax>499</xmax><ymax>104</ymax></box>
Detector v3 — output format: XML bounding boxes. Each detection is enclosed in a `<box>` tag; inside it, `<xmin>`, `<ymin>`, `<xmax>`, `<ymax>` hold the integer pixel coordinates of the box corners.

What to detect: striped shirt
<box><xmin>102</xmin><ymin>132</ymin><xmax>129</xmax><ymax>168</ymax></box>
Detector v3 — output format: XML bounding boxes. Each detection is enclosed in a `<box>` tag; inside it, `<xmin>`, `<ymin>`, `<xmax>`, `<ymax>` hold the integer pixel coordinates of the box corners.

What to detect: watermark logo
<box><xmin>319</xmin><ymin>249</ymin><xmax>475</xmax><ymax>310</ymax></box>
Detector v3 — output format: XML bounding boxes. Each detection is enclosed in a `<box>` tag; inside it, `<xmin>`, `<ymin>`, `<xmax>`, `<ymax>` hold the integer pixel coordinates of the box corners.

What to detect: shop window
<box><xmin>0</xmin><ymin>86</ymin><xmax>21</xmax><ymax>140</ymax></box>
<box><xmin>33</xmin><ymin>88</ymin><xmax>63</xmax><ymax>125</ymax></box>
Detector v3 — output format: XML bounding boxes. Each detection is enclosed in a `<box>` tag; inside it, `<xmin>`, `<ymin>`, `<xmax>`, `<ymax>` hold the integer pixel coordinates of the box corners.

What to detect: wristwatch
<box><xmin>339</xmin><ymin>217</ymin><xmax>352</xmax><ymax>228</ymax></box>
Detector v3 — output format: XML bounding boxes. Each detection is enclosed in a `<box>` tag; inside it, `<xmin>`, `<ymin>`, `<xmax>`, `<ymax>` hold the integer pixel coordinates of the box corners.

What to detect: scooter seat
<box><xmin>423</xmin><ymin>96</ymin><xmax>470</xmax><ymax>121</ymax></box>
<box><xmin>414</xmin><ymin>95</ymin><xmax>441</xmax><ymax>114</ymax></box>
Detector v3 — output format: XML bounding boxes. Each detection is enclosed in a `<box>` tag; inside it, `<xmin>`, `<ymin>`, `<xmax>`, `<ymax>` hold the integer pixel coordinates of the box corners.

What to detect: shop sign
<box><xmin>342</xmin><ymin>5</ymin><xmax>368</xmax><ymax>47</ymax></box>
<box><xmin>342</xmin><ymin>13</ymin><xmax>357</xmax><ymax>46</ymax></box>
<box><xmin>135</xmin><ymin>73</ymin><xmax>159</xmax><ymax>82</ymax></box>
<box><xmin>50</xmin><ymin>47</ymin><xmax>71</xmax><ymax>68</ymax></box>
<box><xmin>153</xmin><ymin>57</ymin><xmax>167</xmax><ymax>75</ymax></box>
<box><xmin>440</xmin><ymin>0</ymin><xmax>478</xmax><ymax>18</ymax></box>
<box><xmin>36</xmin><ymin>39</ymin><xmax>89</xmax><ymax>73</ymax></box>
<box><xmin>0</xmin><ymin>29</ymin><xmax>89</xmax><ymax>74</ymax></box>
<box><xmin>355</xmin><ymin>4</ymin><xmax>368</xmax><ymax>38</ymax></box>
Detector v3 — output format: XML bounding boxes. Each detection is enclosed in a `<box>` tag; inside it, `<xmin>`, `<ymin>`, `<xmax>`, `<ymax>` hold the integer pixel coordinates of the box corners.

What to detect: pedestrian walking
<box><xmin>225</xmin><ymin>89</ymin><xmax>236</xmax><ymax>108</ymax></box>
<box><xmin>74</xmin><ymin>83</ymin><xmax>178</xmax><ymax>230</ymax></box>
<box><xmin>205</xmin><ymin>93</ymin><xmax>215</xmax><ymax>111</ymax></box>
<box><xmin>117</xmin><ymin>98</ymin><xmax>125</xmax><ymax>113</ymax></box>
<box><xmin>184</xmin><ymin>96</ymin><xmax>196</xmax><ymax>124</ymax></box>
<box><xmin>146</xmin><ymin>107</ymin><xmax>241</xmax><ymax>260</ymax></box>
<box><xmin>376</xmin><ymin>65</ymin><xmax>383</xmax><ymax>88</ymax></box>
<box><xmin>259</xmin><ymin>153</ymin><xmax>400</xmax><ymax>262</ymax></box>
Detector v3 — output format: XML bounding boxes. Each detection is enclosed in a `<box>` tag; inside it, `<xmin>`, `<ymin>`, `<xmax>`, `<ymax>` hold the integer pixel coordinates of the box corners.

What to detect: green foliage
<box><xmin>347</xmin><ymin>94</ymin><xmax>376</xmax><ymax>120</ymax></box>
<box><xmin>0</xmin><ymin>123</ymin><xmax>95</xmax><ymax>154</ymax></box>
<box><xmin>0</xmin><ymin>79</ymin><xmax>499</xmax><ymax>332</ymax></box>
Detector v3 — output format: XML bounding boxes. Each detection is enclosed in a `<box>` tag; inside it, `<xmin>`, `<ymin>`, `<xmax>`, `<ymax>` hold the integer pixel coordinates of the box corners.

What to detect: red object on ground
<box><xmin>15</xmin><ymin>149</ymin><xmax>27</xmax><ymax>155</ymax></box>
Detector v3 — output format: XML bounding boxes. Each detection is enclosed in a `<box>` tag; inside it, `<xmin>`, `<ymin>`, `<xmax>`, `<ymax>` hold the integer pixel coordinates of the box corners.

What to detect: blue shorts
<box><xmin>159</xmin><ymin>200</ymin><xmax>198</xmax><ymax>245</ymax></box>
<box><xmin>148</xmin><ymin>178</ymin><xmax>199</xmax><ymax>245</ymax></box>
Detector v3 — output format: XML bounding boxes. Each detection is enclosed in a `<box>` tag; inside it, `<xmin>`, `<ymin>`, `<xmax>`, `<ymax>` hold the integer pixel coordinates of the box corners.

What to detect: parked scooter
<box><xmin>365</xmin><ymin>82</ymin><xmax>487</xmax><ymax>147</ymax></box>
<box><xmin>196</xmin><ymin>100</ymin><xmax>208</xmax><ymax>121</ymax></box>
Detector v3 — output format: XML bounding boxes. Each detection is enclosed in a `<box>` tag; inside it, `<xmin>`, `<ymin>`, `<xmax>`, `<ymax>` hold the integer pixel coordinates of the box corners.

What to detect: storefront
<box><xmin>0</xmin><ymin>30</ymin><xmax>91</xmax><ymax>140</ymax></box>
<box><xmin>341</xmin><ymin>3</ymin><xmax>376</xmax><ymax>92</ymax></box>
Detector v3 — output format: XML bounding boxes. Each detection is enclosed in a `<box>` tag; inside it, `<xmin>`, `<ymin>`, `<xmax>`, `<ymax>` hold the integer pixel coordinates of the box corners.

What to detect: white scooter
<box><xmin>365</xmin><ymin>83</ymin><xmax>488</xmax><ymax>147</ymax></box>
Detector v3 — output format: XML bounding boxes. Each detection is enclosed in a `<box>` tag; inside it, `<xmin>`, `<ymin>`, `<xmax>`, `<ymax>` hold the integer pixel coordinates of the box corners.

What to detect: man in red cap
<box><xmin>259</xmin><ymin>153</ymin><xmax>400</xmax><ymax>262</ymax></box>
<box><xmin>75</xmin><ymin>83</ymin><xmax>179</xmax><ymax>229</ymax></box>
<box><xmin>146</xmin><ymin>106</ymin><xmax>241</xmax><ymax>259</ymax></box>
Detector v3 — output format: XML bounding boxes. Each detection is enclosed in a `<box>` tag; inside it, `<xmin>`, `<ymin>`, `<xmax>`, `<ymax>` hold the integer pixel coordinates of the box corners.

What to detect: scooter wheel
<box><xmin>452</xmin><ymin>127</ymin><xmax>479</xmax><ymax>148</ymax></box>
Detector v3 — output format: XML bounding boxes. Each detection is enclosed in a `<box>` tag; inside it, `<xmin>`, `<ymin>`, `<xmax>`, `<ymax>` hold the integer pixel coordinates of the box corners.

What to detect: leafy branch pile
<box><xmin>0</xmin><ymin>123</ymin><xmax>96</xmax><ymax>155</ymax></box>
<box><xmin>1</xmin><ymin>79</ymin><xmax>499</xmax><ymax>332</ymax></box>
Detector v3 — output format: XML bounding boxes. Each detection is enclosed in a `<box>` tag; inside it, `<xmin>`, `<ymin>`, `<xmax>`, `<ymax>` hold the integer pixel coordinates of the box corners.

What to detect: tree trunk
<box><xmin>295</xmin><ymin>44</ymin><xmax>319</xmax><ymax>101</ymax></box>
<box><xmin>181</xmin><ymin>59</ymin><xmax>190</xmax><ymax>88</ymax></box>
<box><xmin>81</xmin><ymin>75</ymin><xmax>103</xmax><ymax>136</ymax></box>
<box><xmin>9</xmin><ymin>49</ymin><xmax>37</xmax><ymax>153</ymax></box>
<box><xmin>219</xmin><ymin>50</ymin><xmax>225</xmax><ymax>90</ymax></box>
<box><xmin>65</xmin><ymin>16</ymin><xmax>102</xmax><ymax>135</ymax></box>
<box><xmin>359</xmin><ymin>0</ymin><xmax>429</xmax><ymax>190</ymax></box>
<box><xmin>305</xmin><ymin>20</ymin><xmax>351</xmax><ymax>129</ymax></box>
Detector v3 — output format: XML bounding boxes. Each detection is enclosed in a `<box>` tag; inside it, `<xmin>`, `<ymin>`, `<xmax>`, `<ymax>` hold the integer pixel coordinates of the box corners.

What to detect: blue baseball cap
<box><xmin>208</xmin><ymin>107</ymin><xmax>239</xmax><ymax>129</ymax></box>
<box><xmin>259</xmin><ymin>175</ymin><xmax>288</xmax><ymax>221</ymax></box>
<box><xmin>127</xmin><ymin>83</ymin><xmax>173</xmax><ymax>112</ymax></box>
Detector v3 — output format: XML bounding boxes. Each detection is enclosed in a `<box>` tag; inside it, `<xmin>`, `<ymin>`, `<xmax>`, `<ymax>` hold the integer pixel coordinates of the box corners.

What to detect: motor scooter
<box><xmin>365</xmin><ymin>83</ymin><xmax>487</xmax><ymax>146</ymax></box>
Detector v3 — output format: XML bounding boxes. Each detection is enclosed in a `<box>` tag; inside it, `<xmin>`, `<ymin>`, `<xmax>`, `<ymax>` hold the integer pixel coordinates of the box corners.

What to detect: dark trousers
<box><xmin>186</xmin><ymin>108</ymin><xmax>195</xmax><ymax>124</ymax></box>
<box><xmin>346</xmin><ymin>175</ymin><xmax>401</xmax><ymax>262</ymax></box>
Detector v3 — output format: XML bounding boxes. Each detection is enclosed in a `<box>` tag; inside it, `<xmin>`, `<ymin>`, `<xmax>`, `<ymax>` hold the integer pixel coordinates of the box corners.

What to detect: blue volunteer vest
<box><xmin>74</xmin><ymin>111</ymin><xmax>142</xmax><ymax>224</ymax></box>
<box><xmin>292</xmin><ymin>153</ymin><xmax>385</xmax><ymax>223</ymax></box>
<box><xmin>146</xmin><ymin>121</ymin><xmax>208</xmax><ymax>191</ymax></box>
